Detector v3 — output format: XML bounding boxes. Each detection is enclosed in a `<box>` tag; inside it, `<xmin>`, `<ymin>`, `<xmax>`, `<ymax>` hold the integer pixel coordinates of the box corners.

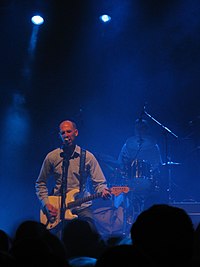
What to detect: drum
<box><xmin>131</xmin><ymin>159</ymin><xmax>153</xmax><ymax>194</ymax></box>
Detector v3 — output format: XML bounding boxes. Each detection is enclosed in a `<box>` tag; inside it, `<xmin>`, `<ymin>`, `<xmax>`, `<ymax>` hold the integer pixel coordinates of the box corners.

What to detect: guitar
<box><xmin>40</xmin><ymin>186</ymin><xmax>130</xmax><ymax>230</ymax></box>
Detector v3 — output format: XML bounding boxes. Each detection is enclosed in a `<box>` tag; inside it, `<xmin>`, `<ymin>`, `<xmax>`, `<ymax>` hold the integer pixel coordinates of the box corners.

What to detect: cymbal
<box><xmin>162</xmin><ymin>161</ymin><xmax>181</xmax><ymax>166</ymax></box>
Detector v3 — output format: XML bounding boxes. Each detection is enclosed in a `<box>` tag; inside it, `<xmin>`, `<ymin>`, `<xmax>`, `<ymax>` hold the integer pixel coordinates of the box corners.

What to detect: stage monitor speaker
<box><xmin>170</xmin><ymin>202</ymin><xmax>200</xmax><ymax>229</ymax></box>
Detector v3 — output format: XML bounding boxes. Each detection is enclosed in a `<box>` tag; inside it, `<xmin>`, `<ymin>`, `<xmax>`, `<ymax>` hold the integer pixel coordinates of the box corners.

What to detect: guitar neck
<box><xmin>67</xmin><ymin>192</ymin><xmax>102</xmax><ymax>209</ymax></box>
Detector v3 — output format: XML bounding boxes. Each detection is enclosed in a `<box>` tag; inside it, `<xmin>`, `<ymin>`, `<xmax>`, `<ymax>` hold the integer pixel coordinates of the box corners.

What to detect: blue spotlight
<box><xmin>99</xmin><ymin>14</ymin><xmax>111</xmax><ymax>23</ymax></box>
<box><xmin>31</xmin><ymin>15</ymin><xmax>44</xmax><ymax>25</ymax></box>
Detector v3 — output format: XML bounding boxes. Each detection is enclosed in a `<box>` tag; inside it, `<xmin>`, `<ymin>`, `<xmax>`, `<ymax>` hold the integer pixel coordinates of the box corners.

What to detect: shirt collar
<box><xmin>73</xmin><ymin>145</ymin><xmax>81</xmax><ymax>157</ymax></box>
<box><xmin>60</xmin><ymin>144</ymin><xmax>81</xmax><ymax>159</ymax></box>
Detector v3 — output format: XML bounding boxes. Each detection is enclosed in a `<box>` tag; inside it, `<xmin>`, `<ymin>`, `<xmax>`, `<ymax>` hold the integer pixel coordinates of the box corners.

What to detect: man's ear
<box><xmin>75</xmin><ymin>129</ymin><xmax>78</xmax><ymax>136</ymax></box>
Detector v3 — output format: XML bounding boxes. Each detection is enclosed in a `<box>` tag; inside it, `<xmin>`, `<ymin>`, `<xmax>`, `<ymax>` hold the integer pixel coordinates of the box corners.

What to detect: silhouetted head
<box><xmin>134</xmin><ymin>119</ymin><xmax>149</xmax><ymax>137</ymax></box>
<box><xmin>131</xmin><ymin>204</ymin><xmax>194</xmax><ymax>264</ymax></box>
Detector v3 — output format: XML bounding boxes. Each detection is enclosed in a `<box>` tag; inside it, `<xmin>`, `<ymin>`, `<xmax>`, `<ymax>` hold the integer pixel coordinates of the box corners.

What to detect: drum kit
<box><xmin>98</xmin><ymin>153</ymin><xmax>158</xmax><ymax>190</ymax></box>
<box><xmin>96</xmin><ymin>151</ymin><xmax>181</xmax><ymax>194</ymax></box>
<box><xmin>94</xmin><ymin>110</ymin><xmax>199</xmax><ymax>236</ymax></box>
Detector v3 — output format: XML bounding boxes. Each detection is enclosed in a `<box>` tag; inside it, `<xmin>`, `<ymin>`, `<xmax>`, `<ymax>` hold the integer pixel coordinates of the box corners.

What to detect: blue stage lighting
<box><xmin>99</xmin><ymin>14</ymin><xmax>111</xmax><ymax>23</ymax></box>
<box><xmin>31</xmin><ymin>15</ymin><xmax>44</xmax><ymax>25</ymax></box>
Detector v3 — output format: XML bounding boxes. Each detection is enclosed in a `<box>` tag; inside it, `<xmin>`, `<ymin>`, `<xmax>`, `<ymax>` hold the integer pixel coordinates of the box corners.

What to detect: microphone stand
<box><xmin>143</xmin><ymin>107</ymin><xmax>178</xmax><ymax>204</ymax></box>
<box><xmin>60</xmin><ymin>150</ymin><xmax>70</xmax><ymax>240</ymax></box>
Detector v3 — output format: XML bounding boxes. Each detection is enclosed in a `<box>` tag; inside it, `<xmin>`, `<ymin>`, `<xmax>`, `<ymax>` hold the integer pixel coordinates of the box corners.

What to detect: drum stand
<box><xmin>122</xmin><ymin>194</ymin><xmax>128</xmax><ymax>236</ymax></box>
<box><xmin>164</xmin><ymin>159</ymin><xmax>173</xmax><ymax>203</ymax></box>
<box><xmin>122</xmin><ymin>192</ymin><xmax>145</xmax><ymax>236</ymax></box>
<box><xmin>122</xmin><ymin>193</ymin><xmax>136</xmax><ymax>237</ymax></box>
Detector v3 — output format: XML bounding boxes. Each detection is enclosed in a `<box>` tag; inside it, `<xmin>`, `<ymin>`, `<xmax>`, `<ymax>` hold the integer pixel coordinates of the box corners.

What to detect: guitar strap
<box><xmin>79</xmin><ymin>148</ymin><xmax>86</xmax><ymax>193</ymax></box>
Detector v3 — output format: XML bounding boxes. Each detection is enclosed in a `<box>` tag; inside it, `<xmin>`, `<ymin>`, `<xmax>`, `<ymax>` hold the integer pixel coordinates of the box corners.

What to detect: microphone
<box><xmin>61</xmin><ymin>138</ymin><xmax>70</xmax><ymax>151</ymax></box>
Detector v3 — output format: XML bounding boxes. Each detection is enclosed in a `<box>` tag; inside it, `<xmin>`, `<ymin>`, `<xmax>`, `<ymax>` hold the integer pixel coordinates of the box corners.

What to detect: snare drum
<box><xmin>131</xmin><ymin>159</ymin><xmax>153</xmax><ymax>194</ymax></box>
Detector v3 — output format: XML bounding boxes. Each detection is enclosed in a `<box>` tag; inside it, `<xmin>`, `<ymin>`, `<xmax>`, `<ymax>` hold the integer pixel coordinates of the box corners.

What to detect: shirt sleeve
<box><xmin>118</xmin><ymin>143</ymin><xmax>130</xmax><ymax>169</ymax></box>
<box><xmin>86</xmin><ymin>151</ymin><xmax>108</xmax><ymax>193</ymax></box>
<box><xmin>35</xmin><ymin>154</ymin><xmax>52</xmax><ymax>207</ymax></box>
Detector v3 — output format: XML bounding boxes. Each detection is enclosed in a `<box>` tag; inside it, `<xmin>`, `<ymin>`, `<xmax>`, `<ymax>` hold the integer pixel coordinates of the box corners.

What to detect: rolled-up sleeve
<box><xmin>35</xmin><ymin>155</ymin><xmax>52</xmax><ymax>207</ymax></box>
<box><xmin>86</xmin><ymin>152</ymin><xmax>108</xmax><ymax>193</ymax></box>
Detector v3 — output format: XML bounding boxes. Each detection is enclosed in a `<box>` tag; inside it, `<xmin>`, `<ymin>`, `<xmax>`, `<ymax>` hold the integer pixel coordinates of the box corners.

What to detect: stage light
<box><xmin>31</xmin><ymin>15</ymin><xmax>44</xmax><ymax>25</ymax></box>
<box><xmin>99</xmin><ymin>14</ymin><xmax>111</xmax><ymax>23</ymax></box>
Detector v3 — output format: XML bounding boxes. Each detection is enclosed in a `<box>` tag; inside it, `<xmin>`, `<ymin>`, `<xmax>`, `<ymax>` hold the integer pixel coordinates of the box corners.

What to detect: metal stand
<box><xmin>143</xmin><ymin>106</ymin><xmax>178</xmax><ymax>204</ymax></box>
<box><xmin>122</xmin><ymin>193</ymin><xmax>145</xmax><ymax>236</ymax></box>
<box><xmin>168</xmin><ymin>163</ymin><xmax>172</xmax><ymax>203</ymax></box>
<box><xmin>163</xmin><ymin>131</ymin><xmax>173</xmax><ymax>203</ymax></box>
<box><xmin>60</xmin><ymin>151</ymin><xmax>70</xmax><ymax>240</ymax></box>
<box><xmin>122</xmin><ymin>193</ymin><xmax>129</xmax><ymax>236</ymax></box>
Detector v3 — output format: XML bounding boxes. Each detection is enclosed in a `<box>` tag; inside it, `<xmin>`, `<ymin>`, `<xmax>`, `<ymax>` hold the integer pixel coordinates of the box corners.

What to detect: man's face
<box><xmin>59</xmin><ymin>121</ymin><xmax>78</xmax><ymax>147</ymax></box>
<box><xmin>135</xmin><ymin>123</ymin><xmax>149</xmax><ymax>137</ymax></box>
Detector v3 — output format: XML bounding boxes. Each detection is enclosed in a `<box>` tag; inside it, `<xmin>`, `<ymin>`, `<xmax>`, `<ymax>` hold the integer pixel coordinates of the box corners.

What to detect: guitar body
<box><xmin>40</xmin><ymin>188</ymin><xmax>80</xmax><ymax>230</ymax></box>
<box><xmin>40</xmin><ymin>186</ymin><xmax>130</xmax><ymax>230</ymax></box>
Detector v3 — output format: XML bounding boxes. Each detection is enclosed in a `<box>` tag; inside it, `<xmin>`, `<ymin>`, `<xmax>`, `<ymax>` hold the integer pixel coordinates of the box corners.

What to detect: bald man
<box><xmin>36</xmin><ymin>120</ymin><xmax>111</xmax><ymax>238</ymax></box>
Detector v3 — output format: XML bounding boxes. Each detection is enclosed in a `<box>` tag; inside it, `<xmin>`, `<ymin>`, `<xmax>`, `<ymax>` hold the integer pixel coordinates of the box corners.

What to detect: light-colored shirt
<box><xmin>35</xmin><ymin>145</ymin><xmax>108</xmax><ymax>210</ymax></box>
<box><xmin>118</xmin><ymin>135</ymin><xmax>163</xmax><ymax>173</ymax></box>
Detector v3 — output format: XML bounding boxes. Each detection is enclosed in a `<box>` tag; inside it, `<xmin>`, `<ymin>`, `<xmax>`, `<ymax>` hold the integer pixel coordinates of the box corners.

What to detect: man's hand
<box><xmin>45</xmin><ymin>203</ymin><xmax>58</xmax><ymax>223</ymax></box>
<box><xmin>101</xmin><ymin>188</ymin><xmax>112</xmax><ymax>199</ymax></box>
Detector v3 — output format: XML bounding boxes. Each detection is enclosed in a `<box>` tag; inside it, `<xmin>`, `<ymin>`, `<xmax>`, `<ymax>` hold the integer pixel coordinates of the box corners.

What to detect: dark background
<box><xmin>0</xmin><ymin>0</ymin><xmax>200</xmax><ymax>236</ymax></box>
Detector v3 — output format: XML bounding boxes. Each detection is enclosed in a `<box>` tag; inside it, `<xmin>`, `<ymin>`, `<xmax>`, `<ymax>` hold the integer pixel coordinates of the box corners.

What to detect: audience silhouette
<box><xmin>0</xmin><ymin>229</ymin><xmax>15</xmax><ymax>266</ymax></box>
<box><xmin>0</xmin><ymin>204</ymin><xmax>198</xmax><ymax>266</ymax></box>
<box><xmin>191</xmin><ymin>222</ymin><xmax>200</xmax><ymax>266</ymax></box>
<box><xmin>10</xmin><ymin>220</ymin><xmax>69</xmax><ymax>266</ymax></box>
<box><xmin>62</xmin><ymin>219</ymin><xmax>107</xmax><ymax>260</ymax></box>
<box><xmin>130</xmin><ymin>204</ymin><xmax>195</xmax><ymax>265</ymax></box>
<box><xmin>0</xmin><ymin>229</ymin><xmax>12</xmax><ymax>253</ymax></box>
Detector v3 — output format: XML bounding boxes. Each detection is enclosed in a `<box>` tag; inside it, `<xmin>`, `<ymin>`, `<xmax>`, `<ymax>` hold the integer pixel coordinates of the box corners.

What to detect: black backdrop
<box><xmin>0</xmin><ymin>0</ymin><xmax>200</xmax><ymax>236</ymax></box>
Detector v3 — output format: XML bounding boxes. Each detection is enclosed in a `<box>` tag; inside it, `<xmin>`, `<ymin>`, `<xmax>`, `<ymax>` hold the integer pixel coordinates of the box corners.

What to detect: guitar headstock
<box><xmin>110</xmin><ymin>186</ymin><xmax>130</xmax><ymax>196</ymax></box>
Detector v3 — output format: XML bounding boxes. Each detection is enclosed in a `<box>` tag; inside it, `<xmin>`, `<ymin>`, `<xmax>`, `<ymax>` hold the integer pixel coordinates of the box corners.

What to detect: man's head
<box><xmin>134</xmin><ymin>119</ymin><xmax>149</xmax><ymax>137</ymax></box>
<box><xmin>130</xmin><ymin>204</ymin><xmax>194</xmax><ymax>264</ymax></box>
<box><xmin>59</xmin><ymin>120</ymin><xmax>78</xmax><ymax>147</ymax></box>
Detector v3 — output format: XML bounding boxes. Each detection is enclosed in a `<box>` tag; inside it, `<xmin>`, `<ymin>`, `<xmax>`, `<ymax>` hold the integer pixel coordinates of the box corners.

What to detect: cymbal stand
<box><xmin>144</xmin><ymin>107</ymin><xmax>178</xmax><ymax>204</ymax></box>
<box><xmin>163</xmin><ymin>132</ymin><xmax>173</xmax><ymax>203</ymax></box>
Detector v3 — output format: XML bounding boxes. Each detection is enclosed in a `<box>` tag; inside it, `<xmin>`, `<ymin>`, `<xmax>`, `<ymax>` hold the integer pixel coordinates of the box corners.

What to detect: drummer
<box><xmin>116</xmin><ymin>118</ymin><xmax>164</xmax><ymax>216</ymax></box>
<box><xmin>118</xmin><ymin>118</ymin><xmax>163</xmax><ymax>178</ymax></box>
